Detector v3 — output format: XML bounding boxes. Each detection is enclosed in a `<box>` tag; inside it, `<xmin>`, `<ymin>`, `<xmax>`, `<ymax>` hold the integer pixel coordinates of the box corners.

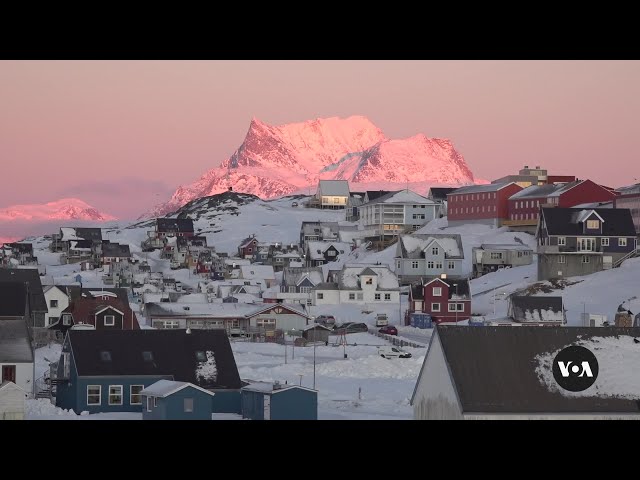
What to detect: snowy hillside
<box><xmin>0</xmin><ymin>198</ymin><xmax>116</xmax><ymax>222</ymax></box>
<box><xmin>144</xmin><ymin>115</ymin><xmax>476</xmax><ymax>217</ymax></box>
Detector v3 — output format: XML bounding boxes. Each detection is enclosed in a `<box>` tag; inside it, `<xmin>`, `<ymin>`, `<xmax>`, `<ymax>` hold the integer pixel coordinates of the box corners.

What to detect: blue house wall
<box><xmin>241</xmin><ymin>388</ymin><xmax>317</xmax><ymax>420</ymax></box>
<box><xmin>211</xmin><ymin>389</ymin><xmax>242</xmax><ymax>414</ymax></box>
<box><xmin>241</xmin><ymin>390</ymin><xmax>265</xmax><ymax>420</ymax></box>
<box><xmin>142</xmin><ymin>387</ymin><xmax>213</xmax><ymax>420</ymax></box>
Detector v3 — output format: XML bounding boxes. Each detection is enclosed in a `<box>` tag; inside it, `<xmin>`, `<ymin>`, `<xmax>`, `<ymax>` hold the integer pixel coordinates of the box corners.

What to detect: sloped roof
<box><xmin>449</xmin><ymin>182</ymin><xmax>518</xmax><ymax>195</ymax></box>
<box><xmin>67</xmin><ymin>329</ymin><xmax>241</xmax><ymax>389</ymax></box>
<box><xmin>306</xmin><ymin>241</ymin><xmax>351</xmax><ymax>260</ymax></box>
<box><xmin>140</xmin><ymin>379</ymin><xmax>215</xmax><ymax>398</ymax></box>
<box><xmin>361</xmin><ymin>190</ymin><xmax>437</xmax><ymax>206</ymax></box>
<box><xmin>101</xmin><ymin>243</ymin><xmax>131</xmax><ymax>258</ymax></box>
<box><xmin>57</xmin><ymin>296</ymin><xmax>139</xmax><ymax>329</ymax></box>
<box><xmin>479</xmin><ymin>244</ymin><xmax>533</xmax><ymax>252</ymax></box>
<box><xmin>282</xmin><ymin>267</ymin><xmax>324</xmax><ymax>287</ymax></box>
<box><xmin>240</xmin><ymin>265</ymin><xmax>275</xmax><ymax>281</ymax></box>
<box><xmin>0</xmin><ymin>282</ymin><xmax>28</xmax><ymax>317</ymax></box>
<box><xmin>509</xmin><ymin>183</ymin><xmax>566</xmax><ymax>199</ymax></box>
<box><xmin>425</xmin><ymin>278</ymin><xmax>470</xmax><ymax>300</ymax></box>
<box><xmin>0</xmin><ymin>268</ymin><xmax>47</xmax><ymax>313</ymax></box>
<box><xmin>397</xmin><ymin>234</ymin><xmax>464</xmax><ymax>259</ymax></box>
<box><xmin>509</xmin><ymin>296</ymin><xmax>563</xmax><ymax>322</ymax></box>
<box><xmin>338</xmin><ymin>266</ymin><xmax>399</xmax><ymax>290</ymax></box>
<box><xmin>318</xmin><ymin>180</ymin><xmax>350</xmax><ymax>197</ymax></box>
<box><xmin>541</xmin><ymin>208</ymin><xmax>636</xmax><ymax>236</ymax></box>
<box><xmin>0</xmin><ymin>319</ymin><xmax>33</xmax><ymax>363</ymax></box>
<box><xmin>425</xmin><ymin>326</ymin><xmax>640</xmax><ymax>413</ymax></box>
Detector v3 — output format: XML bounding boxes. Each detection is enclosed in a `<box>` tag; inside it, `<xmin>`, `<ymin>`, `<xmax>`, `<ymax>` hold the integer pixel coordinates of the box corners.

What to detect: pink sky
<box><xmin>1</xmin><ymin>60</ymin><xmax>639</xmax><ymax>219</ymax></box>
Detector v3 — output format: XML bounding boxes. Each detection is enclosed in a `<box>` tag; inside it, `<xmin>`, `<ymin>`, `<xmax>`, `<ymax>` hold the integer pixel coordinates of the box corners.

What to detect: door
<box><xmin>263</xmin><ymin>395</ymin><xmax>271</xmax><ymax>420</ymax></box>
<box><xmin>2</xmin><ymin>365</ymin><xmax>17</xmax><ymax>383</ymax></box>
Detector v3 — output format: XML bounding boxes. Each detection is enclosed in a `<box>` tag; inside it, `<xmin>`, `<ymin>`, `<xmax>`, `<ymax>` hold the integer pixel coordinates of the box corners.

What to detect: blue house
<box><xmin>54</xmin><ymin>329</ymin><xmax>242</xmax><ymax>415</ymax></box>
<box><xmin>141</xmin><ymin>380</ymin><xmax>216</xmax><ymax>420</ymax></box>
<box><xmin>241</xmin><ymin>382</ymin><xmax>318</xmax><ymax>420</ymax></box>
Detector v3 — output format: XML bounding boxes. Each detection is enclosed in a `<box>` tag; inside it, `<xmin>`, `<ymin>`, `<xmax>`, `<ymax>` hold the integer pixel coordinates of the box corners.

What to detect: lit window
<box><xmin>587</xmin><ymin>220</ymin><xmax>600</xmax><ymax>229</ymax></box>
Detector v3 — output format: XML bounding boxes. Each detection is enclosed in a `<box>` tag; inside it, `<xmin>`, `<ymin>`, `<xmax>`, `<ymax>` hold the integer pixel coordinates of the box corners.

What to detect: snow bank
<box><xmin>25</xmin><ymin>399</ymin><xmax>78</xmax><ymax>419</ymax></box>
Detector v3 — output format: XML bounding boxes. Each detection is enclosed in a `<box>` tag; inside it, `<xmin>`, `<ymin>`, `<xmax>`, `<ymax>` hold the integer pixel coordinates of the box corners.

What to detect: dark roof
<box><xmin>67</xmin><ymin>329</ymin><xmax>241</xmax><ymax>389</ymax></box>
<box><xmin>70</xmin><ymin>239</ymin><xmax>92</xmax><ymax>249</ymax></box>
<box><xmin>156</xmin><ymin>218</ymin><xmax>194</xmax><ymax>233</ymax></box>
<box><xmin>0</xmin><ymin>268</ymin><xmax>47</xmax><ymax>313</ymax></box>
<box><xmin>509</xmin><ymin>296</ymin><xmax>563</xmax><ymax>321</ymax></box>
<box><xmin>0</xmin><ymin>319</ymin><xmax>33</xmax><ymax>363</ymax></box>
<box><xmin>541</xmin><ymin>207</ymin><xmax>636</xmax><ymax>236</ymax></box>
<box><xmin>431</xmin><ymin>326</ymin><xmax>640</xmax><ymax>413</ymax></box>
<box><xmin>428</xmin><ymin>187</ymin><xmax>457</xmax><ymax>201</ymax></box>
<box><xmin>65</xmin><ymin>287</ymin><xmax>130</xmax><ymax>306</ymax></box>
<box><xmin>74</xmin><ymin>228</ymin><xmax>103</xmax><ymax>243</ymax></box>
<box><xmin>365</xmin><ymin>190</ymin><xmax>394</xmax><ymax>201</ymax></box>
<box><xmin>0</xmin><ymin>282</ymin><xmax>28</xmax><ymax>317</ymax></box>
<box><xmin>509</xmin><ymin>183</ymin><xmax>565</xmax><ymax>199</ymax></box>
<box><xmin>410</xmin><ymin>284</ymin><xmax>424</xmax><ymax>301</ymax></box>
<box><xmin>5</xmin><ymin>243</ymin><xmax>33</xmax><ymax>254</ymax></box>
<box><xmin>101</xmin><ymin>243</ymin><xmax>131</xmax><ymax>258</ymax></box>
<box><xmin>430</xmin><ymin>278</ymin><xmax>470</xmax><ymax>300</ymax></box>
<box><xmin>57</xmin><ymin>296</ymin><xmax>139</xmax><ymax>330</ymax></box>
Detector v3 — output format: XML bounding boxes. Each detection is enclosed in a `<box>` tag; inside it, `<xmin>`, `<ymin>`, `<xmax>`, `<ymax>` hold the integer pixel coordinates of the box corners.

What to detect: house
<box><xmin>304</xmin><ymin>241</ymin><xmax>351</xmax><ymax>267</ymax></box>
<box><xmin>394</xmin><ymin>234</ymin><xmax>464</xmax><ymax>283</ymax></box>
<box><xmin>49</xmin><ymin>292</ymin><xmax>140</xmax><ymax>334</ymax></box>
<box><xmin>270</xmin><ymin>267</ymin><xmax>324</xmax><ymax>306</ymax></box>
<box><xmin>302</xmin><ymin>324</ymin><xmax>332</xmax><ymax>344</ymax></box>
<box><xmin>0</xmin><ymin>381</ymin><xmax>28</xmax><ymax>420</ymax></box>
<box><xmin>345</xmin><ymin>191</ymin><xmax>366</xmax><ymax>221</ymax></box>
<box><xmin>614</xmin><ymin>186</ymin><xmax>640</xmax><ymax>234</ymax></box>
<box><xmin>536</xmin><ymin>207</ymin><xmax>638</xmax><ymax>280</ymax></box>
<box><xmin>56</xmin><ymin>227</ymin><xmax>103</xmax><ymax>263</ymax></box>
<box><xmin>505</xmin><ymin>179</ymin><xmax>618</xmax><ymax>232</ymax></box>
<box><xmin>337</xmin><ymin>228</ymin><xmax>377</xmax><ymax>250</ymax></box>
<box><xmin>241</xmin><ymin>382</ymin><xmax>317</xmax><ymax>420</ymax></box>
<box><xmin>239</xmin><ymin>265</ymin><xmax>276</xmax><ymax>288</ymax></box>
<box><xmin>471</xmin><ymin>243</ymin><xmax>533</xmax><ymax>277</ymax></box>
<box><xmin>0</xmin><ymin>242</ymin><xmax>37</xmax><ymax>267</ymax></box>
<box><xmin>43</xmin><ymin>285</ymin><xmax>70</xmax><ymax>327</ymax></box>
<box><xmin>507</xmin><ymin>296</ymin><xmax>565</xmax><ymax>325</ymax></box>
<box><xmin>100</xmin><ymin>242</ymin><xmax>131</xmax><ymax>265</ymax></box>
<box><xmin>411</xmin><ymin>326</ymin><xmax>640</xmax><ymax>419</ymax></box>
<box><xmin>141</xmin><ymin>380</ymin><xmax>217</xmax><ymax>420</ymax></box>
<box><xmin>363</xmin><ymin>190</ymin><xmax>393</xmax><ymax>204</ymax></box>
<box><xmin>357</xmin><ymin>190</ymin><xmax>441</xmax><ymax>245</ymax></box>
<box><xmin>0</xmin><ymin>318</ymin><xmax>34</xmax><ymax>395</ymax></box>
<box><xmin>224</xmin><ymin>258</ymin><xmax>251</xmax><ymax>275</ymax></box>
<box><xmin>299</xmin><ymin>221</ymin><xmax>340</xmax><ymax>249</ymax></box>
<box><xmin>0</xmin><ymin>268</ymin><xmax>48</xmax><ymax>328</ymax></box>
<box><xmin>155</xmin><ymin>218</ymin><xmax>195</xmax><ymax>238</ymax></box>
<box><xmin>421</xmin><ymin>278</ymin><xmax>471</xmax><ymax>324</ymax></box>
<box><xmin>238</xmin><ymin>235</ymin><xmax>259</xmax><ymax>259</ymax></box>
<box><xmin>446</xmin><ymin>182</ymin><xmax>523</xmax><ymax>227</ymax></box>
<box><xmin>313</xmin><ymin>265</ymin><xmax>400</xmax><ymax>306</ymax></box>
<box><xmin>54</xmin><ymin>329</ymin><xmax>243</xmax><ymax>414</ymax></box>
<box><xmin>315</xmin><ymin>180</ymin><xmax>350</xmax><ymax>209</ymax></box>
<box><xmin>272</xmin><ymin>252</ymin><xmax>303</xmax><ymax>271</ymax></box>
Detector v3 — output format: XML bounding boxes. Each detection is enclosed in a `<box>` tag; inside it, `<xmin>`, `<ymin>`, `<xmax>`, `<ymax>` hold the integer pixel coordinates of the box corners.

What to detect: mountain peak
<box><xmin>0</xmin><ymin>198</ymin><xmax>117</xmax><ymax>222</ymax></box>
<box><xmin>142</xmin><ymin>116</ymin><xmax>476</xmax><ymax>218</ymax></box>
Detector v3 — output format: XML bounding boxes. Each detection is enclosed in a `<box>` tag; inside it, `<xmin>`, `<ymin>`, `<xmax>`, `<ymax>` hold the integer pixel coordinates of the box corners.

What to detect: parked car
<box><xmin>291</xmin><ymin>202</ymin><xmax>299</xmax><ymax>207</ymax></box>
<box><xmin>314</xmin><ymin>315</ymin><xmax>336</xmax><ymax>326</ymax></box>
<box><xmin>336</xmin><ymin>322</ymin><xmax>369</xmax><ymax>334</ymax></box>
<box><xmin>375</xmin><ymin>313</ymin><xmax>389</xmax><ymax>327</ymax></box>
<box><xmin>378</xmin><ymin>325</ymin><xmax>397</xmax><ymax>336</ymax></box>
<box><xmin>378</xmin><ymin>346</ymin><xmax>412</xmax><ymax>359</ymax></box>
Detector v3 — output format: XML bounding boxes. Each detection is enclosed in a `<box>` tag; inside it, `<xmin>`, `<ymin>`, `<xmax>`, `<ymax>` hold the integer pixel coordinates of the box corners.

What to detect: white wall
<box><xmin>0</xmin><ymin>385</ymin><xmax>27</xmax><ymax>420</ymax></box>
<box><xmin>412</xmin><ymin>331</ymin><xmax>463</xmax><ymax>420</ymax></box>
<box><xmin>0</xmin><ymin>362</ymin><xmax>34</xmax><ymax>396</ymax></box>
<box><xmin>250</xmin><ymin>313</ymin><xmax>308</xmax><ymax>331</ymax></box>
<box><xmin>314</xmin><ymin>289</ymin><xmax>341</xmax><ymax>305</ymax></box>
<box><xmin>44</xmin><ymin>287</ymin><xmax>69</xmax><ymax>326</ymax></box>
<box><xmin>338</xmin><ymin>290</ymin><xmax>400</xmax><ymax>305</ymax></box>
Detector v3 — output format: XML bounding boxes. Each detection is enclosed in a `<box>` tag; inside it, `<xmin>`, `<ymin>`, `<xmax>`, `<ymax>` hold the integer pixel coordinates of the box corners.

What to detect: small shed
<box><xmin>241</xmin><ymin>382</ymin><xmax>317</xmax><ymax>420</ymax></box>
<box><xmin>141</xmin><ymin>380</ymin><xmax>216</xmax><ymax>420</ymax></box>
<box><xmin>0</xmin><ymin>381</ymin><xmax>28</xmax><ymax>420</ymax></box>
<box><xmin>302</xmin><ymin>324</ymin><xmax>332</xmax><ymax>344</ymax></box>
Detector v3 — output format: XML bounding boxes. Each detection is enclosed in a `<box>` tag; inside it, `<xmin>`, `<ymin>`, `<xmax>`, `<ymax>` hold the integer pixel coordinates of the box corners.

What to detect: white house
<box><xmin>412</xmin><ymin>326</ymin><xmax>640</xmax><ymax>420</ymax></box>
<box><xmin>313</xmin><ymin>265</ymin><xmax>400</xmax><ymax>306</ymax></box>
<box><xmin>263</xmin><ymin>267</ymin><xmax>324</xmax><ymax>306</ymax></box>
<box><xmin>316</xmin><ymin>180</ymin><xmax>350</xmax><ymax>209</ymax></box>
<box><xmin>358</xmin><ymin>190</ymin><xmax>441</xmax><ymax>237</ymax></box>
<box><xmin>395</xmin><ymin>234</ymin><xmax>464</xmax><ymax>283</ymax></box>
<box><xmin>305</xmin><ymin>241</ymin><xmax>351</xmax><ymax>267</ymax></box>
<box><xmin>239</xmin><ymin>265</ymin><xmax>276</xmax><ymax>288</ymax></box>
<box><xmin>0</xmin><ymin>320</ymin><xmax>35</xmax><ymax>396</ymax></box>
<box><xmin>0</xmin><ymin>381</ymin><xmax>28</xmax><ymax>420</ymax></box>
<box><xmin>43</xmin><ymin>285</ymin><xmax>70</xmax><ymax>327</ymax></box>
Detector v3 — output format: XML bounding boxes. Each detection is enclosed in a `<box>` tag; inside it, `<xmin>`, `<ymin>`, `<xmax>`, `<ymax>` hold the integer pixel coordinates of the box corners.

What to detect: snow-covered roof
<box><xmin>303</xmin><ymin>323</ymin><xmax>332</xmax><ymax>331</ymax></box>
<box><xmin>289</xmin><ymin>260</ymin><xmax>304</xmax><ymax>268</ymax></box>
<box><xmin>274</xmin><ymin>252</ymin><xmax>302</xmax><ymax>259</ymax></box>
<box><xmin>479</xmin><ymin>244</ymin><xmax>533</xmax><ymax>251</ymax></box>
<box><xmin>87</xmin><ymin>291</ymin><xmax>118</xmax><ymax>298</ymax></box>
<box><xmin>452</xmin><ymin>182</ymin><xmax>518</xmax><ymax>195</ymax></box>
<box><xmin>69</xmin><ymin>241</ymin><xmax>91</xmax><ymax>252</ymax></box>
<box><xmin>318</xmin><ymin>180</ymin><xmax>350</xmax><ymax>197</ymax></box>
<box><xmin>140</xmin><ymin>379</ymin><xmax>215</xmax><ymax>398</ymax></box>
<box><xmin>338</xmin><ymin>229</ymin><xmax>377</xmax><ymax>244</ymax></box>
<box><xmin>382</xmin><ymin>190</ymin><xmax>436</xmax><ymax>204</ymax></box>
<box><xmin>338</xmin><ymin>265</ymin><xmax>399</xmax><ymax>290</ymax></box>
<box><xmin>242</xmin><ymin>381</ymin><xmax>317</xmax><ymax>395</ymax></box>
<box><xmin>398</xmin><ymin>234</ymin><xmax>464</xmax><ymax>259</ymax></box>
<box><xmin>306</xmin><ymin>241</ymin><xmax>351</xmax><ymax>260</ymax></box>
<box><xmin>226</xmin><ymin>293</ymin><xmax>259</xmax><ymax>303</ymax></box>
<box><xmin>60</xmin><ymin>227</ymin><xmax>81</xmax><ymax>242</ymax></box>
<box><xmin>146</xmin><ymin>302</ymin><xmax>261</xmax><ymax>318</ymax></box>
<box><xmin>240</xmin><ymin>265</ymin><xmax>275</xmax><ymax>280</ymax></box>
<box><xmin>224</xmin><ymin>258</ymin><xmax>251</xmax><ymax>267</ymax></box>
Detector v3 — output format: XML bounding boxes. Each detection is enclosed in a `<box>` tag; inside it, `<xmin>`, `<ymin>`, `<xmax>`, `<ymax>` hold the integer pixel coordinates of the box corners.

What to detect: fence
<box><xmin>367</xmin><ymin>328</ymin><xmax>426</xmax><ymax>348</ymax></box>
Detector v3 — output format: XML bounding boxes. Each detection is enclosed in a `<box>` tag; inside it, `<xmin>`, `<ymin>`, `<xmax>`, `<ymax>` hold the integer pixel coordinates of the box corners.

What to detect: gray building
<box><xmin>472</xmin><ymin>243</ymin><xmax>533</xmax><ymax>277</ymax></box>
<box><xmin>315</xmin><ymin>180</ymin><xmax>350</xmax><ymax>209</ymax></box>
<box><xmin>394</xmin><ymin>234</ymin><xmax>464</xmax><ymax>284</ymax></box>
<box><xmin>507</xmin><ymin>295</ymin><xmax>565</xmax><ymax>325</ymax></box>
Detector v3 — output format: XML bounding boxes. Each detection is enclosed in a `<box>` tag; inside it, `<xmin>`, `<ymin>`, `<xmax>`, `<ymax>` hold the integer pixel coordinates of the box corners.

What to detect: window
<box><xmin>184</xmin><ymin>398</ymin><xmax>194</xmax><ymax>413</ymax></box>
<box><xmin>558</xmin><ymin>255</ymin><xmax>566</xmax><ymax>264</ymax></box>
<box><xmin>427</xmin><ymin>261</ymin><xmax>434</xmax><ymax>269</ymax></box>
<box><xmin>448</xmin><ymin>261</ymin><xmax>455</xmax><ymax>269</ymax></box>
<box><xmin>100</xmin><ymin>351</ymin><xmax>112</xmax><ymax>362</ymax></box>
<box><xmin>163</xmin><ymin>320</ymin><xmax>179</xmax><ymax>329</ymax></box>
<box><xmin>104</xmin><ymin>315</ymin><xmax>115</xmax><ymax>326</ymax></box>
<box><xmin>448</xmin><ymin>303</ymin><xmax>464</xmax><ymax>312</ymax></box>
<box><xmin>431</xmin><ymin>303</ymin><xmax>440</xmax><ymax>312</ymax></box>
<box><xmin>87</xmin><ymin>385</ymin><xmax>101</xmax><ymax>405</ymax></box>
<box><xmin>257</xmin><ymin>318</ymin><xmax>276</xmax><ymax>328</ymax></box>
<box><xmin>619</xmin><ymin>238</ymin><xmax>627</xmax><ymax>247</ymax></box>
<box><xmin>432</xmin><ymin>247</ymin><xmax>439</xmax><ymax>255</ymax></box>
<box><xmin>317</xmin><ymin>292</ymin><xmax>324</xmax><ymax>300</ymax></box>
<box><xmin>357</xmin><ymin>293</ymin><xmax>363</xmax><ymax>300</ymax></box>
<box><xmin>490</xmin><ymin>252</ymin><xmax>503</xmax><ymax>260</ymax></box>
<box><xmin>63</xmin><ymin>315</ymin><xmax>71</xmax><ymax>326</ymax></box>
<box><xmin>433</xmin><ymin>287</ymin><xmax>442</xmax><ymax>296</ymax></box>
<box><xmin>48</xmin><ymin>317</ymin><xmax>59</xmax><ymax>326</ymax></box>
<box><xmin>384</xmin><ymin>293</ymin><xmax>391</xmax><ymax>301</ymax></box>
<box><xmin>365</xmin><ymin>277</ymin><xmax>373</xmax><ymax>285</ymax></box>
<box><xmin>147</xmin><ymin>397</ymin><xmax>153</xmax><ymax>412</ymax></box>
<box><xmin>578</xmin><ymin>238</ymin><xmax>596</xmax><ymax>252</ymax></box>
<box><xmin>50</xmin><ymin>299</ymin><xmax>58</xmax><ymax>308</ymax></box>
<box><xmin>109</xmin><ymin>386</ymin><xmax>123</xmax><ymax>405</ymax></box>
<box><xmin>349</xmin><ymin>293</ymin><xmax>355</xmax><ymax>300</ymax></box>
<box><xmin>306</xmin><ymin>299</ymin><xmax>313</xmax><ymax>306</ymax></box>
<box><xmin>411</xmin><ymin>261</ymin><xmax>419</xmax><ymax>269</ymax></box>
<box><xmin>587</xmin><ymin>220</ymin><xmax>600</xmax><ymax>229</ymax></box>
<box><xmin>327</xmin><ymin>250</ymin><xmax>336</xmax><ymax>257</ymax></box>
<box><xmin>557</xmin><ymin>237</ymin><xmax>566</xmax><ymax>246</ymax></box>
<box><xmin>154</xmin><ymin>397</ymin><xmax>158</xmax><ymax>407</ymax></box>
<box><xmin>435</xmin><ymin>262</ymin><xmax>442</xmax><ymax>269</ymax></box>
<box><xmin>130</xmin><ymin>385</ymin><xmax>143</xmax><ymax>405</ymax></box>
<box><xmin>396</xmin><ymin>261</ymin><xmax>401</xmax><ymax>269</ymax></box>
<box><xmin>375</xmin><ymin>293</ymin><xmax>381</xmax><ymax>300</ymax></box>
<box><xmin>581</xmin><ymin>256</ymin><xmax>590</xmax><ymax>264</ymax></box>
<box><xmin>601</xmin><ymin>237</ymin><xmax>610</xmax><ymax>246</ymax></box>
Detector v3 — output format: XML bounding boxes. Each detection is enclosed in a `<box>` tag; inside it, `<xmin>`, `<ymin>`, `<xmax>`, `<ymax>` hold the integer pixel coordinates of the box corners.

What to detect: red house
<box><xmin>49</xmin><ymin>295</ymin><xmax>140</xmax><ymax>334</ymax></box>
<box><xmin>238</xmin><ymin>235</ymin><xmax>259</xmax><ymax>258</ymax></box>
<box><xmin>506</xmin><ymin>179</ymin><xmax>617</xmax><ymax>229</ymax></box>
<box><xmin>447</xmin><ymin>183</ymin><xmax>523</xmax><ymax>227</ymax></box>
<box><xmin>422</xmin><ymin>278</ymin><xmax>471</xmax><ymax>324</ymax></box>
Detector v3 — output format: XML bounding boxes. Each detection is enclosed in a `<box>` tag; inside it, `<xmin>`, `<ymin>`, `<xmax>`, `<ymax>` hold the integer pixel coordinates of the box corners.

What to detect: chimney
<box><xmin>524</xmin><ymin>165</ymin><xmax>529</xmax><ymax>169</ymax></box>
<box><xmin>273</xmin><ymin>380</ymin><xmax>282</xmax><ymax>390</ymax></box>
<box><xmin>535</xmin><ymin>166</ymin><xmax>540</xmax><ymax>169</ymax></box>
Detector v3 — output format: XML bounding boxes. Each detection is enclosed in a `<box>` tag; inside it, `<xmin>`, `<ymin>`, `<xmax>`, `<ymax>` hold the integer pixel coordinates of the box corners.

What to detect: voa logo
<box><xmin>552</xmin><ymin>345</ymin><xmax>599</xmax><ymax>392</ymax></box>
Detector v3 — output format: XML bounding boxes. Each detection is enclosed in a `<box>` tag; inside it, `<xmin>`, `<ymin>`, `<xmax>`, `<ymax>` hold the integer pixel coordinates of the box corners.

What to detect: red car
<box><xmin>379</xmin><ymin>325</ymin><xmax>398</xmax><ymax>336</ymax></box>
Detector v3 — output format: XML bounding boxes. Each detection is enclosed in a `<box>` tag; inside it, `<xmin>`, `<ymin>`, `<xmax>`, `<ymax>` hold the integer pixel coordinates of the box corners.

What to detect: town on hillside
<box><xmin>2</xmin><ymin>167</ymin><xmax>640</xmax><ymax>420</ymax></box>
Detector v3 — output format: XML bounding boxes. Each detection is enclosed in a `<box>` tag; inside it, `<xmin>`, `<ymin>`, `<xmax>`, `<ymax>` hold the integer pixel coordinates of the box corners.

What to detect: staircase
<box><xmin>35</xmin><ymin>374</ymin><xmax>57</xmax><ymax>401</ymax></box>
<box><xmin>613</xmin><ymin>248</ymin><xmax>640</xmax><ymax>269</ymax></box>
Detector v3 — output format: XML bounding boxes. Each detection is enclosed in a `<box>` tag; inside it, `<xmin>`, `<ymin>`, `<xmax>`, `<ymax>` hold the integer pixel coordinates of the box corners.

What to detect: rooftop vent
<box><xmin>273</xmin><ymin>381</ymin><xmax>282</xmax><ymax>390</ymax></box>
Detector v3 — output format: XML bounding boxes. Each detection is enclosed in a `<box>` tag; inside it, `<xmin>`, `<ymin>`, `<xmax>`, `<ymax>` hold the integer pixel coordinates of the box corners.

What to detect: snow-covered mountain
<box><xmin>143</xmin><ymin>115</ymin><xmax>476</xmax><ymax>218</ymax></box>
<box><xmin>0</xmin><ymin>198</ymin><xmax>117</xmax><ymax>222</ymax></box>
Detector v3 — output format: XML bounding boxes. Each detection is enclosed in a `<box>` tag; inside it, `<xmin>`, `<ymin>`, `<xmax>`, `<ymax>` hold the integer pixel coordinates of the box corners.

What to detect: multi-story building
<box><xmin>394</xmin><ymin>234</ymin><xmax>464</xmax><ymax>284</ymax></box>
<box><xmin>446</xmin><ymin>183</ymin><xmax>523</xmax><ymax>227</ymax></box>
<box><xmin>614</xmin><ymin>183</ymin><xmax>640</xmax><ymax>234</ymax></box>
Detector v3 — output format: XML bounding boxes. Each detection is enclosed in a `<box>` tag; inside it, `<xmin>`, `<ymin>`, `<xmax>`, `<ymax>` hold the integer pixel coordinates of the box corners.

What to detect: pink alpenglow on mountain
<box><xmin>144</xmin><ymin>115</ymin><xmax>476</xmax><ymax>217</ymax></box>
<box><xmin>0</xmin><ymin>198</ymin><xmax>117</xmax><ymax>222</ymax></box>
